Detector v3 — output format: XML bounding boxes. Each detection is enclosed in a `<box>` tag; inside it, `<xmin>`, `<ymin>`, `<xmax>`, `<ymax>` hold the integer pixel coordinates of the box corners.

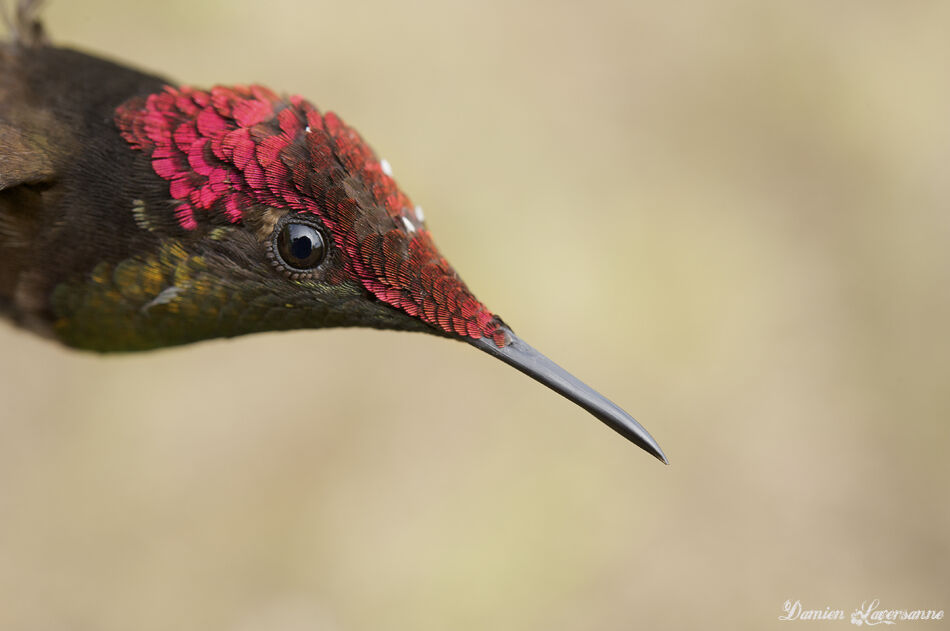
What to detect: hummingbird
<box><xmin>0</xmin><ymin>1</ymin><xmax>667</xmax><ymax>463</ymax></box>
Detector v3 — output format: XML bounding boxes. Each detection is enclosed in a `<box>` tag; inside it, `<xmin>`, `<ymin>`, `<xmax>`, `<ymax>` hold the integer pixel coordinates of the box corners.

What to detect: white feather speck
<box><xmin>401</xmin><ymin>216</ymin><xmax>416</xmax><ymax>233</ymax></box>
<box><xmin>414</xmin><ymin>205</ymin><xmax>425</xmax><ymax>222</ymax></box>
<box><xmin>141</xmin><ymin>286</ymin><xmax>183</xmax><ymax>313</ymax></box>
<box><xmin>380</xmin><ymin>158</ymin><xmax>393</xmax><ymax>176</ymax></box>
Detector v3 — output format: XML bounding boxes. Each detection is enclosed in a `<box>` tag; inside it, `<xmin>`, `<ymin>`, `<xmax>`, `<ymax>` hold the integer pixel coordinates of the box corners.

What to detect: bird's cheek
<box><xmin>48</xmin><ymin>241</ymin><xmax>227</xmax><ymax>351</ymax></box>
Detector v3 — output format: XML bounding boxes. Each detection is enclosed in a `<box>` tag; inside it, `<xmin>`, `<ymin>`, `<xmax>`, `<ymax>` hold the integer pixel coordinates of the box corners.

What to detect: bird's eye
<box><xmin>274</xmin><ymin>220</ymin><xmax>327</xmax><ymax>271</ymax></box>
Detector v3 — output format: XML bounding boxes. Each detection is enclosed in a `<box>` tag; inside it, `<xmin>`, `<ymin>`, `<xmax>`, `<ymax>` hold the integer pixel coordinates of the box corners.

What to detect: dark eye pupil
<box><xmin>276</xmin><ymin>221</ymin><xmax>326</xmax><ymax>270</ymax></box>
<box><xmin>290</xmin><ymin>234</ymin><xmax>314</xmax><ymax>260</ymax></box>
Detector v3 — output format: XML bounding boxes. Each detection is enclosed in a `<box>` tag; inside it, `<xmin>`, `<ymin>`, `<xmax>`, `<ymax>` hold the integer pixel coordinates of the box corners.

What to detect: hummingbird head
<box><xmin>106</xmin><ymin>84</ymin><xmax>507</xmax><ymax>346</ymax></box>
<box><xmin>43</xmin><ymin>82</ymin><xmax>665</xmax><ymax>462</ymax></box>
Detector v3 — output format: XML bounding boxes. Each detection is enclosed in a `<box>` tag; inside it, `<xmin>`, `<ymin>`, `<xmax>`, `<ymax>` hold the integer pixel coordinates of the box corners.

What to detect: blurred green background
<box><xmin>1</xmin><ymin>1</ymin><xmax>948</xmax><ymax>629</ymax></box>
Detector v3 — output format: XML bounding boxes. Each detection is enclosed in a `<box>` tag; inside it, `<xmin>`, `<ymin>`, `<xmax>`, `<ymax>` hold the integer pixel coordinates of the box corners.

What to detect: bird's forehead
<box><xmin>114</xmin><ymin>85</ymin><xmax>504</xmax><ymax>343</ymax></box>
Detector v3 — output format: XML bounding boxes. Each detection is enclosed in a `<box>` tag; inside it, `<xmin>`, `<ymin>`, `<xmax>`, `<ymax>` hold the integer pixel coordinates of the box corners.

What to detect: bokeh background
<box><xmin>1</xmin><ymin>1</ymin><xmax>948</xmax><ymax>629</ymax></box>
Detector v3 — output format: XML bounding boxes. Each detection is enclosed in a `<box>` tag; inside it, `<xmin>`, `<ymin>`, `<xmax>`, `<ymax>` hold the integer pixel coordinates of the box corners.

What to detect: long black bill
<box><xmin>470</xmin><ymin>326</ymin><xmax>668</xmax><ymax>464</ymax></box>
